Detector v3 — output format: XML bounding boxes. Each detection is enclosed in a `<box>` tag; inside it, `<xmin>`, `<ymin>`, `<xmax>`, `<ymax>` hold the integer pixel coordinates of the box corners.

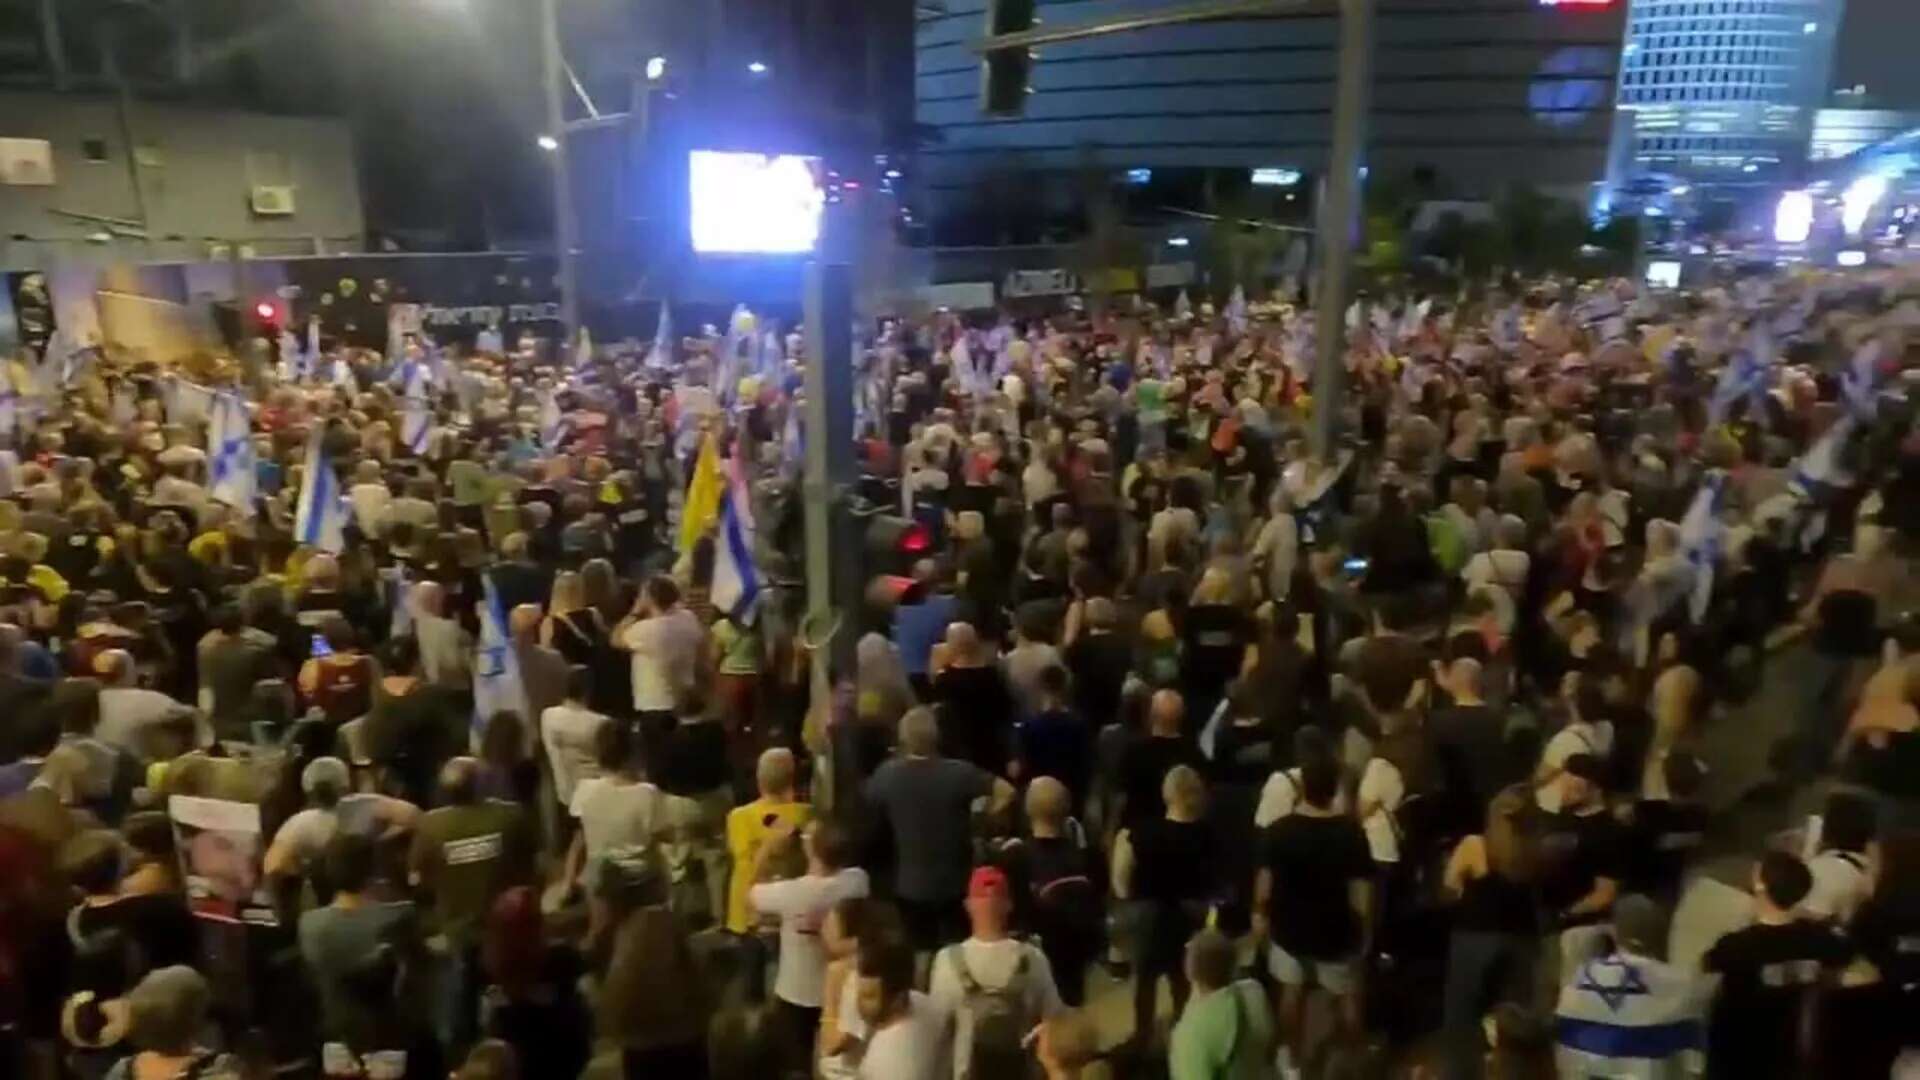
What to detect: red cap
<box><xmin>967</xmin><ymin>866</ymin><xmax>1010</xmax><ymax>900</ymax></box>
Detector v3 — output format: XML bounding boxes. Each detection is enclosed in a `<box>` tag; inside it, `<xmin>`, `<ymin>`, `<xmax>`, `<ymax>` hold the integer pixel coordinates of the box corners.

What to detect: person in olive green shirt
<box><xmin>408</xmin><ymin>756</ymin><xmax>535</xmax><ymax>947</ymax></box>
<box><xmin>1169</xmin><ymin>929</ymin><xmax>1275</xmax><ymax>1080</ymax></box>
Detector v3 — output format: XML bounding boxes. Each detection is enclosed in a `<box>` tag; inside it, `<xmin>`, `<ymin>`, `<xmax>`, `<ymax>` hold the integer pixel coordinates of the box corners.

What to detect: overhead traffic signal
<box><xmin>980</xmin><ymin>0</ymin><xmax>1036</xmax><ymax>117</ymax></box>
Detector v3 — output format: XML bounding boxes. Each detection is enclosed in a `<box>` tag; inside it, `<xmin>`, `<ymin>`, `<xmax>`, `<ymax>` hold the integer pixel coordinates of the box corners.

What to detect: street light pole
<box><xmin>1308</xmin><ymin>0</ymin><xmax>1372</xmax><ymax>460</ymax></box>
<box><xmin>539</xmin><ymin>0</ymin><xmax>581</xmax><ymax>343</ymax></box>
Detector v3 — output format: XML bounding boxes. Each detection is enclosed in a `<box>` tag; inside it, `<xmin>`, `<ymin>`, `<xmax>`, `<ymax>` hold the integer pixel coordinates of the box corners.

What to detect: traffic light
<box><xmin>863</xmin><ymin>512</ymin><xmax>933</xmax><ymax>577</ymax></box>
<box><xmin>980</xmin><ymin>0</ymin><xmax>1036</xmax><ymax>117</ymax></box>
<box><xmin>251</xmin><ymin>298</ymin><xmax>284</xmax><ymax>336</ymax></box>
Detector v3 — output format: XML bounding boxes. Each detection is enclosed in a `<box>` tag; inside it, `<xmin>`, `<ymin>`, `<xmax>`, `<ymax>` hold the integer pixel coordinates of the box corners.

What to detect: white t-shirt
<box><xmin>271</xmin><ymin>794</ymin><xmax>409</xmax><ymax>870</ymax></box>
<box><xmin>1803</xmin><ymin>850</ymin><xmax>1871</xmax><ymax>924</ymax></box>
<box><xmin>541</xmin><ymin>704</ymin><xmax>608</xmax><ymax>806</ymax></box>
<box><xmin>749</xmin><ymin>867</ymin><xmax>871</xmax><ymax>1008</ymax></box>
<box><xmin>1537</xmin><ymin>720</ymin><xmax>1613</xmax><ymax>814</ymax></box>
<box><xmin>623</xmin><ymin>609</ymin><xmax>705</xmax><ymax>713</ymax></box>
<box><xmin>1358</xmin><ymin>757</ymin><xmax>1405</xmax><ymax>864</ymax></box>
<box><xmin>1253</xmin><ymin>767</ymin><xmax>1350</xmax><ymax>827</ymax></box>
<box><xmin>1463</xmin><ymin>549</ymin><xmax>1530</xmax><ymax>597</ymax></box>
<box><xmin>569</xmin><ymin>776</ymin><xmax>663</xmax><ymax>862</ymax></box>
<box><xmin>96</xmin><ymin>686</ymin><xmax>198</xmax><ymax>757</ymax></box>
<box><xmin>852</xmin><ymin>991</ymin><xmax>947</xmax><ymax>1080</ymax></box>
<box><xmin>928</xmin><ymin>937</ymin><xmax>1063</xmax><ymax>1080</ymax></box>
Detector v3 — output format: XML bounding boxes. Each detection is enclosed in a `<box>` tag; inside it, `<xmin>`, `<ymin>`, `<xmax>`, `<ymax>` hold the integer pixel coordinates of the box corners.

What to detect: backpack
<box><xmin>949</xmin><ymin>946</ymin><xmax>1034</xmax><ymax>1079</ymax></box>
<box><xmin>1028</xmin><ymin>825</ymin><xmax>1102</xmax><ymax>955</ymax></box>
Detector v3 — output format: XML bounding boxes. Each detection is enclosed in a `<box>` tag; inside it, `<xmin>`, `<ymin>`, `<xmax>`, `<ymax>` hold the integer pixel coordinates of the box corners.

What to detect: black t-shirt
<box><xmin>1428</xmin><ymin>703</ymin><xmax>1514</xmax><ymax>811</ymax></box>
<box><xmin>66</xmin><ymin>893</ymin><xmax>198</xmax><ymax>999</ymax></box>
<box><xmin>1626</xmin><ymin>798</ymin><xmax>1709</xmax><ymax>898</ymax></box>
<box><xmin>1535</xmin><ymin>804</ymin><xmax>1625</xmax><ymax>918</ymax></box>
<box><xmin>1066</xmin><ymin>633</ymin><xmax>1130</xmax><ymax>728</ymax></box>
<box><xmin>1850</xmin><ymin>897</ymin><xmax>1920</xmax><ymax>998</ymax></box>
<box><xmin>932</xmin><ymin>665</ymin><xmax>1017</xmax><ymax>775</ymax></box>
<box><xmin>1702</xmin><ymin>919</ymin><xmax>1852</xmax><ymax>1078</ymax></box>
<box><xmin>1182</xmin><ymin>604</ymin><xmax>1250</xmax><ymax>700</ymax></box>
<box><xmin>1131</xmin><ymin>816</ymin><xmax>1216</xmax><ymax>905</ymax></box>
<box><xmin>1016</xmin><ymin>708</ymin><xmax>1092</xmax><ymax>807</ymax></box>
<box><xmin>657</xmin><ymin>720</ymin><xmax>730</xmax><ymax>796</ymax></box>
<box><xmin>1260</xmin><ymin>814</ymin><xmax>1374</xmax><ymax>959</ymax></box>
<box><xmin>1117</xmin><ymin>733</ymin><xmax>1205</xmax><ymax>831</ymax></box>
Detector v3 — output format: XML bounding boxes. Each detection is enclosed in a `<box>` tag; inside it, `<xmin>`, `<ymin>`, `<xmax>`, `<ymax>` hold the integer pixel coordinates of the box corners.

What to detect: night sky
<box><xmin>1833</xmin><ymin>0</ymin><xmax>1920</xmax><ymax>107</ymax></box>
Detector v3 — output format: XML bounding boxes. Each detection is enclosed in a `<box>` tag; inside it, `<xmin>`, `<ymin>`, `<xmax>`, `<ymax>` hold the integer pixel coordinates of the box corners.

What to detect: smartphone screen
<box><xmin>310</xmin><ymin>634</ymin><xmax>333</xmax><ymax>659</ymax></box>
<box><xmin>1342</xmin><ymin>557</ymin><xmax>1370</xmax><ymax>576</ymax></box>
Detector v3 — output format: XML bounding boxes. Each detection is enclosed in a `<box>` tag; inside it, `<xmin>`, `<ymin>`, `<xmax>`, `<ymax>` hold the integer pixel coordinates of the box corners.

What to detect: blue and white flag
<box><xmin>572</xmin><ymin>326</ymin><xmax>593</xmax><ymax>370</ymax></box>
<box><xmin>539</xmin><ymin>385</ymin><xmax>570</xmax><ymax>455</ymax></box>
<box><xmin>1706</xmin><ymin>329</ymin><xmax>1770</xmax><ymax>428</ymax></box>
<box><xmin>1840</xmin><ymin>339</ymin><xmax>1884</xmax><ymax>420</ymax></box>
<box><xmin>472</xmin><ymin>574</ymin><xmax>528</xmax><ymax>735</ymax></box>
<box><xmin>164</xmin><ymin>376</ymin><xmax>214</xmax><ymax>425</ymax></box>
<box><xmin>1789</xmin><ymin>415</ymin><xmax>1856</xmax><ymax>496</ymax></box>
<box><xmin>646</xmin><ymin>300</ymin><xmax>673</xmax><ymax>369</ymax></box>
<box><xmin>293</xmin><ymin>428</ymin><xmax>349</xmax><ymax>554</ymax></box>
<box><xmin>399</xmin><ymin>362</ymin><xmax>432</xmax><ymax>455</ymax></box>
<box><xmin>1678</xmin><ymin>469</ymin><xmax>1727</xmax><ymax>624</ymax></box>
<box><xmin>278</xmin><ymin>329</ymin><xmax>302</xmax><ymax>383</ymax></box>
<box><xmin>386</xmin><ymin>565</ymin><xmax>413</xmax><ymax>641</ymax></box>
<box><xmin>710</xmin><ymin>489</ymin><xmax>761</xmax><ymax>624</ymax></box>
<box><xmin>207</xmin><ymin>392</ymin><xmax>256</xmax><ymax>514</ymax></box>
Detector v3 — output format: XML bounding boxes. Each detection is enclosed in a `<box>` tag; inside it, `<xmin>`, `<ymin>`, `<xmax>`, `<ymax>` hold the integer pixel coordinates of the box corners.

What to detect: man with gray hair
<box><xmin>864</xmin><ymin>706</ymin><xmax>1015</xmax><ymax>953</ymax></box>
<box><xmin>95</xmin><ymin>648</ymin><xmax>200</xmax><ymax>759</ymax></box>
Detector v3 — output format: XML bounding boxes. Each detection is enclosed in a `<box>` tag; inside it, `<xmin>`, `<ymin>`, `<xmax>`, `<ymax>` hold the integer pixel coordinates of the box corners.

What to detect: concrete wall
<box><xmin>917</xmin><ymin>0</ymin><xmax>1627</xmax><ymax>202</ymax></box>
<box><xmin>0</xmin><ymin>92</ymin><xmax>363</xmax><ymax>270</ymax></box>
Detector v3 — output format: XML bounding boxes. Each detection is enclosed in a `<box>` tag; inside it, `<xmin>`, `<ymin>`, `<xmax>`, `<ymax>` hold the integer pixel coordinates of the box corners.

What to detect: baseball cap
<box><xmin>967</xmin><ymin>866</ymin><xmax>1010</xmax><ymax>901</ymax></box>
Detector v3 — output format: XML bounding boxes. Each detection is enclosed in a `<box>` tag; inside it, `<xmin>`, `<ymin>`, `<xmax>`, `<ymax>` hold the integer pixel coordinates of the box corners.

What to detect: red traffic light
<box><xmin>254</xmin><ymin>300</ymin><xmax>279</xmax><ymax>322</ymax></box>
<box><xmin>899</xmin><ymin>522</ymin><xmax>932</xmax><ymax>555</ymax></box>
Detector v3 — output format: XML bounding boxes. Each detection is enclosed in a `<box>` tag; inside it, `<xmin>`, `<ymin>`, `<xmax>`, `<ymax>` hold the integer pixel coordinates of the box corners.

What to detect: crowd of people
<box><xmin>0</xmin><ymin>265</ymin><xmax>1918</xmax><ymax>1080</ymax></box>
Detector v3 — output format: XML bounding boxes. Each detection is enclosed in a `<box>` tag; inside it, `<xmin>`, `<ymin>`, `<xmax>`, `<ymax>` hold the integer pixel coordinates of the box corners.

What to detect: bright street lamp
<box><xmin>646</xmin><ymin>56</ymin><xmax>667</xmax><ymax>81</ymax></box>
<box><xmin>536</xmin><ymin>134</ymin><xmax>560</xmax><ymax>151</ymax></box>
<box><xmin>747</xmin><ymin>60</ymin><xmax>768</xmax><ymax>75</ymax></box>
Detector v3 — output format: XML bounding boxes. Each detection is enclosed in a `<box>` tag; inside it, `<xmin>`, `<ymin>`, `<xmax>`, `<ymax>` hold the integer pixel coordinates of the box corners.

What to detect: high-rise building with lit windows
<box><xmin>1613</xmin><ymin>0</ymin><xmax>1845</xmax><ymax>188</ymax></box>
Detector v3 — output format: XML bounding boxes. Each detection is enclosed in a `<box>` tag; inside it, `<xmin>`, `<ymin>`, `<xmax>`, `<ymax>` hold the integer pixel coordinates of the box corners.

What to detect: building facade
<box><xmin>0</xmin><ymin>91</ymin><xmax>363</xmax><ymax>269</ymax></box>
<box><xmin>915</xmin><ymin>0</ymin><xmax>1627</xmax><ymax>219</ymax></box>
<box><xmin>1612</xmin><ymin>0</ymin><xmax>1844</xmax><ymax>188</ymax></box>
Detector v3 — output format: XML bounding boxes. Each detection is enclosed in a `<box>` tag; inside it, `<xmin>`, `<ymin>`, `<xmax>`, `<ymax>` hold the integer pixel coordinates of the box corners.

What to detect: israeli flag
<box><xmin>573</xmin><ymin>326</ymin><xmax>593</xmax><ymax>370</ymax></box>
<box><xmin>293</xmin><ymin>428</ymin><xmax>349</xmax><ymax>554</ymax></box>
<box><xmin>539</xmin><ymin>385</ymin><xmax>570</xmax><ymax>455</ymax></box>
<box><xmin>278</xmin><ymin>329</ymin><xmax>302</xmax><ymax>383</ymax></box>
<box><xmin>1840</xmin><ymin>339</ymin><xmax>1883</xmax><ymax>420</ymax></box>
<box><xmin>644</xmin><ymin>300</ymin><xmax>673</xmax><ymax>369</ymax></box>
<box><xmin>1789</xmin><ymin>415</ymin><xmax>1856</xmax><ymax>495</ymax></box>
<box><xmin>399</xmin><ymin>362</ymin><xmax>432</xmax><ymax>455</ymax></box>
<box><xmin>164</xmin><ymin>376</ymin><xmax>214</xmax><ymax>425</ymax></box>
<box><xmin>1706</xmin><ymin>330</ymin><xmax>1770</xmax><ymax>428</ymax></box>
<box><xmin>710</xmin><ymin>489</ymin><xmax>761</xmax><ymax>624</ymax></box>
<box><xmin>386</xmin><ymin>565</ymin><xmax>413</xmax><ymax>640</ymax></box>
<box><xmin>1678</xmin><ymin>469</ymin><xmax>1727</xmax><ymax>624</ymax></box>
<box><xmin>207</xmin><ymin>392</ymin><xmax>256</xmax><ymax>514</ymax></box>
<box><xmin>472</xmin><ymin>574</ymin><xmax>528</xmax><ymax>736</ymax></box>
<box><xmin>780</xmin><ymin>401</ymin><xmax>803</xmax><ymax>476</ymax></box>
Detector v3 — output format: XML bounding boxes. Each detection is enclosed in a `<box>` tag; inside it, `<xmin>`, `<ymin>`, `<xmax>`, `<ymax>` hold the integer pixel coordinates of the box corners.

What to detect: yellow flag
<box><xmin>678</xmin><ymin>432</ymin><xmax>724</xmax><ymax>553</ymax></box>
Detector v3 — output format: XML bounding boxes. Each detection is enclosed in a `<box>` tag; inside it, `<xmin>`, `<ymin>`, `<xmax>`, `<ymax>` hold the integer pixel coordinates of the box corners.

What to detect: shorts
<box><xmin>1268</xmin><ymin>942</ymin><xmax>1357</xmax><ymax>995</ymax></box>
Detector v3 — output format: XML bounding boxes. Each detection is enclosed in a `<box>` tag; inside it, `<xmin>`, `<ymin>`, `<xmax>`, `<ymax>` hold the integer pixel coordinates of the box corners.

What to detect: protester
<box><xmin>929</xmin><ymin>864</ymin><xmax>1064</xmax><ymax>1079</ymax></box>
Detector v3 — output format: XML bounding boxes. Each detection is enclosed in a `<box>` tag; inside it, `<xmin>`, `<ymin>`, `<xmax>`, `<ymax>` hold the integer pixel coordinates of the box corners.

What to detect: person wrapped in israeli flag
<box><xmin>710</xmin><ymin>488</ymin><xmax>760</xmax><ymax>625</ymax></box>
<box><xmin>206</xmin><ymin>391</ymin><xmax>256</xmax><ymax>515</ymax></box>
<box><xmin>399</xmin><ymin>361</ymin><xmax>433</xmax><ymax>456</ymax></box>
<box><xmin>1677</xmin><ymin>469</ymin><xmax>1727</xmax><ymax>625</ymax></box>
<box><xmin>539</xmin><ymin>384</ymin><xmax>570</xmax><ymax>456</ymax></box>
<box><xmin>472</xmin><ymin>574</ymin><xmax>528</xmax><ymax>740</ymax></box>
<box><xmin>645</xmin><ymin>300</ymin><xmax>673</xmax><ymax>370</ymax></box>
<box><xmin>294</xmin><ymin>428</ymin><xmax>350</xmax><ymax>554</ymax></box>
<box><xmin>1704</xmin><ymin>328</ymin><xmax>1771</xmax><ymax>429</ymax></box>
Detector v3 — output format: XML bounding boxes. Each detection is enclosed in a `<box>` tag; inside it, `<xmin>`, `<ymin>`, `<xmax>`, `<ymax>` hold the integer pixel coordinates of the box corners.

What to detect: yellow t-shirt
<box><xmin>723</xmin><ymin>798</ymin><xmax>813</xmax><ymax>933</ymax></box>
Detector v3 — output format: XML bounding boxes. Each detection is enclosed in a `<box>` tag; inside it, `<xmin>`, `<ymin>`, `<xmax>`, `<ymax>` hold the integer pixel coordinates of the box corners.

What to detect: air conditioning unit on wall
<box><xmin>250</xmin><ymin>184</ymin><xmax>296</xmax><ymax>216</ymax></box>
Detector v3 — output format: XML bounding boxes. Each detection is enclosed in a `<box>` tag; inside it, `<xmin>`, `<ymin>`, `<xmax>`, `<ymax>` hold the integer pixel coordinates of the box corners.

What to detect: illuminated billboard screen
<box><xmin>689</xmin><ymin>151</ymin><xmax>826</xmax><ymax>255</ymax></box>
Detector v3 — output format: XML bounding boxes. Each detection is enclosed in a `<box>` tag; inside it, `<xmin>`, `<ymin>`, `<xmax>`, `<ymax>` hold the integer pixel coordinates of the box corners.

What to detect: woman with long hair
<box><xmin>1439</xmin><ymin>786</ymin><xmax>1543</xmax><ymax>1080</ymax></box>
<box><xmin>546</xmin><ymin>567</ymin><xmax>626</xmax><ymax>718</ymax></box>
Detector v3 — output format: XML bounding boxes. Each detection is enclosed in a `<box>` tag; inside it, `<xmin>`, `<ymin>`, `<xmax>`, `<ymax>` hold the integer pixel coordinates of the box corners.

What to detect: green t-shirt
<box><xmin>1169</xmin><ymin>980</ymin><xmax>1274</xmax><ymax>1080</ymax></box>
<box><xmin>710</xmin><ymin>619</ymin><xmax>761</xmax><ymax>676</ymax></box>
<box><xmin>410</xmin><ymin>799</ymin><xmax>531</xmax><ymax>945</ymax></box>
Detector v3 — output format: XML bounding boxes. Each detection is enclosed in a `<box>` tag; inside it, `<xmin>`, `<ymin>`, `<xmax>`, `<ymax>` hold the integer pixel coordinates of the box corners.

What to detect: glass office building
<box><xmin>1613</xmin><ymin>0</ymin><xmax>1844</xmax><ymax>187</ymax></box>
